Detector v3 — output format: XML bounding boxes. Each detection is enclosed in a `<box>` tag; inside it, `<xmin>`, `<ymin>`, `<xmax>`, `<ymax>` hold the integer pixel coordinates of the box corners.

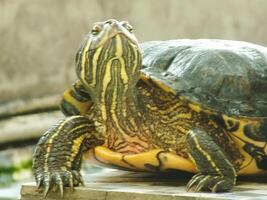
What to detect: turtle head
<box><xmin>75</xmin><ymin>19</ymin><xmax>142</xmax><ymax>100</ymax></box>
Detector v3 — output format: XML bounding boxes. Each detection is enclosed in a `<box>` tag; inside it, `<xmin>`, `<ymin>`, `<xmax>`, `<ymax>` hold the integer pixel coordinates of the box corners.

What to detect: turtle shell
<box><xmin>140</xmin><ymin>39</ymin><xmax>267</xmax><ymax>117</ymax></box>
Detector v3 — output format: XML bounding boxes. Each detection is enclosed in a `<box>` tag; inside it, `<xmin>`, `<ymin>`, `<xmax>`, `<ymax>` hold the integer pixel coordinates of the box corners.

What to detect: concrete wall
<box><xmin>1</xmin><ymin>0</ymin><xmax>267</xmax><ymax>101</ymax></box>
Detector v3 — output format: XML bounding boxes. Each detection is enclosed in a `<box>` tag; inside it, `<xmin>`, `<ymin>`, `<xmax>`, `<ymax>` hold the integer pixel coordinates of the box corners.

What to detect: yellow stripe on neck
<box><xmin>81</xmin><ymin>40</ymin><xmax>91</xmax><ymax>88</ymax></box>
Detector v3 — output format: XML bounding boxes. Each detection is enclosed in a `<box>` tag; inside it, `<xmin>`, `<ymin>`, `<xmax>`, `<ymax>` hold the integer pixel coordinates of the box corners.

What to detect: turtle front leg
<box><xmin>32</xmin><ymin>115</ymin><xmax>104</xmax><ymax>198</ymax></box>
<box><xmin>186</xmin><ymin>128</ymin><xmax>237</xmax><ymax>192</ymax></box>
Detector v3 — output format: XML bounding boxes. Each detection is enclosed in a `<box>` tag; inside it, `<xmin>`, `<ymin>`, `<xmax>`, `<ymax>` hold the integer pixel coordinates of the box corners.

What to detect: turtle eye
<box><xmin>91</xmin><ymin>24</ymin><xmax>101</xmax><ymax>35</ymax></box>
<box><xmin>122</xmin><ymin>22</ymin><xmax>133</xmax><ymax>33</ymax></box>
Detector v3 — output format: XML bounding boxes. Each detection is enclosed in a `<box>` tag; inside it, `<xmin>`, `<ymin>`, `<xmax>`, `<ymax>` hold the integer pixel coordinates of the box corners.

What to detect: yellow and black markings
<box><xmin>86</xmin><ymin>146</ymin><xmax>196</xmax><ymax>172</ymax></box>
<box><xmin>221</xmin><ymin>115</ymin><xmax>267</xmax><ymax>173</ymax></box>
<box><xmin>186</xmin><ymin>129</ymin><xmax>236</xmax><ymax>178</ymax></box>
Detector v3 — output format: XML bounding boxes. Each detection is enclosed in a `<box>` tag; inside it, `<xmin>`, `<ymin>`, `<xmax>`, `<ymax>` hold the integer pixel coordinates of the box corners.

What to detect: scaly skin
<box><xmin>33</xmin><ymin>19</ymin><xmax>266</xmax><ymax>198</ymax></box>
<box><xmin>33</xmin><ymin>77</ymin><xmax>241</xmax><ymax>196</ymax></box>
<box><xmin>186</xmin><ymin>129</ymin><xmax>236</xmax><ymax>192</ymax></box>
<box><xmin>33</xmin><ymin>19</ymin><xmax>143</xmax><ymax>197</ymax></box>
<box><xmin>33</xmin><ymin>116</ymin><xmax>104</xmax><ymax>197</ymax></box>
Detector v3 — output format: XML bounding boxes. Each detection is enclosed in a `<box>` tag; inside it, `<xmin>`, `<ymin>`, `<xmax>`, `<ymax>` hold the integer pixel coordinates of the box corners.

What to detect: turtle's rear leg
<box><xmin>186</xmin><ymin>128</ymin><xmax>237</xmax><ymax>192</ymax></box>
<box><xmin>32</xmin><ymin>115</ymin><xmax>104</xmax><ymax>198</ymax></box>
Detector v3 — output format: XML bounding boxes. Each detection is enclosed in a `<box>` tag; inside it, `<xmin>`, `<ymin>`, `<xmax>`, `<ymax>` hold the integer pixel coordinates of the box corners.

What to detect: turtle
<box><xmin>32</xmin><ymin>19</ymin><xmax>267</xmax><ymax>198</ymax></box>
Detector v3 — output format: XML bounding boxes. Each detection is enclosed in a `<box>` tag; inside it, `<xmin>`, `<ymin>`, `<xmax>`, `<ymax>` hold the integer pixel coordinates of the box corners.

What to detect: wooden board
<box><xmin>20</xmin><ymin>169</ymin><xmax>267</xmax><ymax>200</ymax></box>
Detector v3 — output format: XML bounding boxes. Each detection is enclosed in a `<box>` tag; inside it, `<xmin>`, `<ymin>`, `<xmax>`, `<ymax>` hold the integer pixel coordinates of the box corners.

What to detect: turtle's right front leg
<box><xmin>32</xmin><ymin>115</ymin><xmax>104</xmax><ymax>198</ymax></box>
<box><xmin>186</xmin><ymin>128</ymin><xmax>236</xmax><ymax>192</ymax></box>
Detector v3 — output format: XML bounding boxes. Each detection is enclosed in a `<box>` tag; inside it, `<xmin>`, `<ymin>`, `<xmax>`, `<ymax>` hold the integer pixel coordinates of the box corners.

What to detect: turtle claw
<box><xmin>69</xmin><ymin>174</ymin><xmax>74</xmax><ymax>192</ymax></box>
<box><xmin>186</xmin><ymin>174</ymin><xmax>205</xmax><ymax>191</ymax></box>
<box><xmin>59</xmin><ymin>183</ymin><xmax>64</xmax><ymax>198</ymax></box>
<box><xmin>54</xmin><ymin>173</ymin><xmax>64</xmax><ymax>197</ymax></box>
<box><xmin>34</xmin><ymin>170</ymin><xmax>84</xmax><ymax>198</ymax></box>
<box><xmin>186</xmin><ymin>174</ymin><xmax>235</xmax><ymax>192</ymax></box>
<box><xmin>43</xmin><ymin>174</ymin><xmax>51</xmax><ymax>198</ymax></box>
<box><xmin>62</xmin><ymin>171</ymin><xmax>74</xmax><ymax>192</ymax></box>
<box><xmin>80</xmin><ymin>175</ymin><xmax>85</xmax><ymax>186</ymax></box>
<box><xmin>37</xmin><ymin>179</ymin><xmax>43</xmax><ymax>190</ymax></box>
<box><xmin>43</xmin><ymin>184</ymin><xmax>50</xmax><ymax>198</ymax></box>
<box><xmin>194</xmin><ymin>175</ymin><xmax>213</xmax><ymax>192</ymax></box>
<box><xmin>211</xmin><ymin>179</ymin><xmax>232</xmax><ymax>193</ymax></box>
<box><xmin>72</xmin><ymin>170</ymin><xmax>84</xmax><ymax>186</ymax></box>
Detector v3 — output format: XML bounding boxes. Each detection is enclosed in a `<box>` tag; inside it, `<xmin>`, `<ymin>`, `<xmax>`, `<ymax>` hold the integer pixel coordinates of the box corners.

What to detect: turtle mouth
<box><xmin>91</xmin><ymin>32</ymin><xmax>139</xmax><ymax>51</ymax></box>
<box><xmin>113</xmin><ymin>32</ymin><xmax>138</xmax><ymax>46</ymax></box>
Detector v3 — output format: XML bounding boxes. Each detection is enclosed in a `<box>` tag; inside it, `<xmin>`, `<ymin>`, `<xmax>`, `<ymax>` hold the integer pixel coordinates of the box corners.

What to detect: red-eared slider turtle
<box><xmin>33</xmin><ymin>19</ymin><xmax>267</xmax><ymax>197</ymax></box>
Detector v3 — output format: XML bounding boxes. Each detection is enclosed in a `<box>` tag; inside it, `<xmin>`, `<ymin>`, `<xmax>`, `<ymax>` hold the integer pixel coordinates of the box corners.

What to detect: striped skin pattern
<box><xmin>33</xmin><ymin>19</ymin><xmax>267</xmax><ymax>197</ymax></box>
<box><xmin>33</xmin><ymin>19</ymin><xmax>146</xmax><ymax>198</ymax></box>
<box><xmin>60</xmin><ymin>80</ymin><xmax>92</xmax><ymax>116</ymax></box>
<box><xmin>75</xmin><ymin>20</ymin><xmax>149</xmax><ymax>155</ymax></box>
<box><xmin>32</xmin><ymin>116</ymin><xmax>104</xmax><ymax>197</ymax></box>
<box><xmin>186</xmin><ymin>130</ymin><xmax>237</xmax><ymax>192</ymax></box>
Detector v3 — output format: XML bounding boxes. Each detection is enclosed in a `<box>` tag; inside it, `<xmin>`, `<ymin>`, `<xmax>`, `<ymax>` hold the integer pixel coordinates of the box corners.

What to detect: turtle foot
<box><xmin>186</xmin><ymin>173</ymin><xmax>235</xmax><ymax>193</ymax></box>
<box><xmin>35</xmin><ymin>169</ymin><xmax>84</xmax><ymax>198</ymax></box>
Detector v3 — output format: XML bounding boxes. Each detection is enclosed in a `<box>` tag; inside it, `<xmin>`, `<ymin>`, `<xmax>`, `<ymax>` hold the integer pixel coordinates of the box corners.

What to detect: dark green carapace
<box><xmin>33</xmin><ymin>20</ymin><xmax>267</xmax><ymax>198</ymax></box>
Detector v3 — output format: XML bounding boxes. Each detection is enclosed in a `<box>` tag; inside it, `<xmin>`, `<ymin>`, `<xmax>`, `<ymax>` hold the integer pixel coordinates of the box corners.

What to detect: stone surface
<box><xmin>1</xmin><ymin>0</ymin><xmax>267</xmax><ymax>101</ymax></box>
<box><xmin>0</xmin><ymin>110</ymin><xmax>63</xmax><ymax>144</ymax></box>
<box><xmin>20</xmin><ymin>169</ymin><xmax>267</xmax><ymax>200</ymax></box>
<box><xmin>0</xmin><ymin>94</ymin><xmax>60</xmax><ymax>118</ymax></box>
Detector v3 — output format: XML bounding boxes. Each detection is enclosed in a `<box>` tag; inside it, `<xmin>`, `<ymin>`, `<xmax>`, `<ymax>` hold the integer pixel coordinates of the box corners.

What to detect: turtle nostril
<box><xmin>105</xmin><ymin>19</ymin><xmax>116</xmax><ymax>25</ymax></box>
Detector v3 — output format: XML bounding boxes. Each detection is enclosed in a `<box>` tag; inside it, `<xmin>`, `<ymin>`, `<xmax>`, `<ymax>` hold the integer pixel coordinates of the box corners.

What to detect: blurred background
<box><xmin>1</xmin><ymin>0</ymin><xmax>267</xmax><ymax>199</ymax></box>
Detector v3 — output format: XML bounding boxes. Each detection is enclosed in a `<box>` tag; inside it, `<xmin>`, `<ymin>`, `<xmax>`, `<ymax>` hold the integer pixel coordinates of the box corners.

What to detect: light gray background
<box><xmin>1</xmin><ymin>0</ymin><xmax>267</xmax><ymax>101</ymax></box>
